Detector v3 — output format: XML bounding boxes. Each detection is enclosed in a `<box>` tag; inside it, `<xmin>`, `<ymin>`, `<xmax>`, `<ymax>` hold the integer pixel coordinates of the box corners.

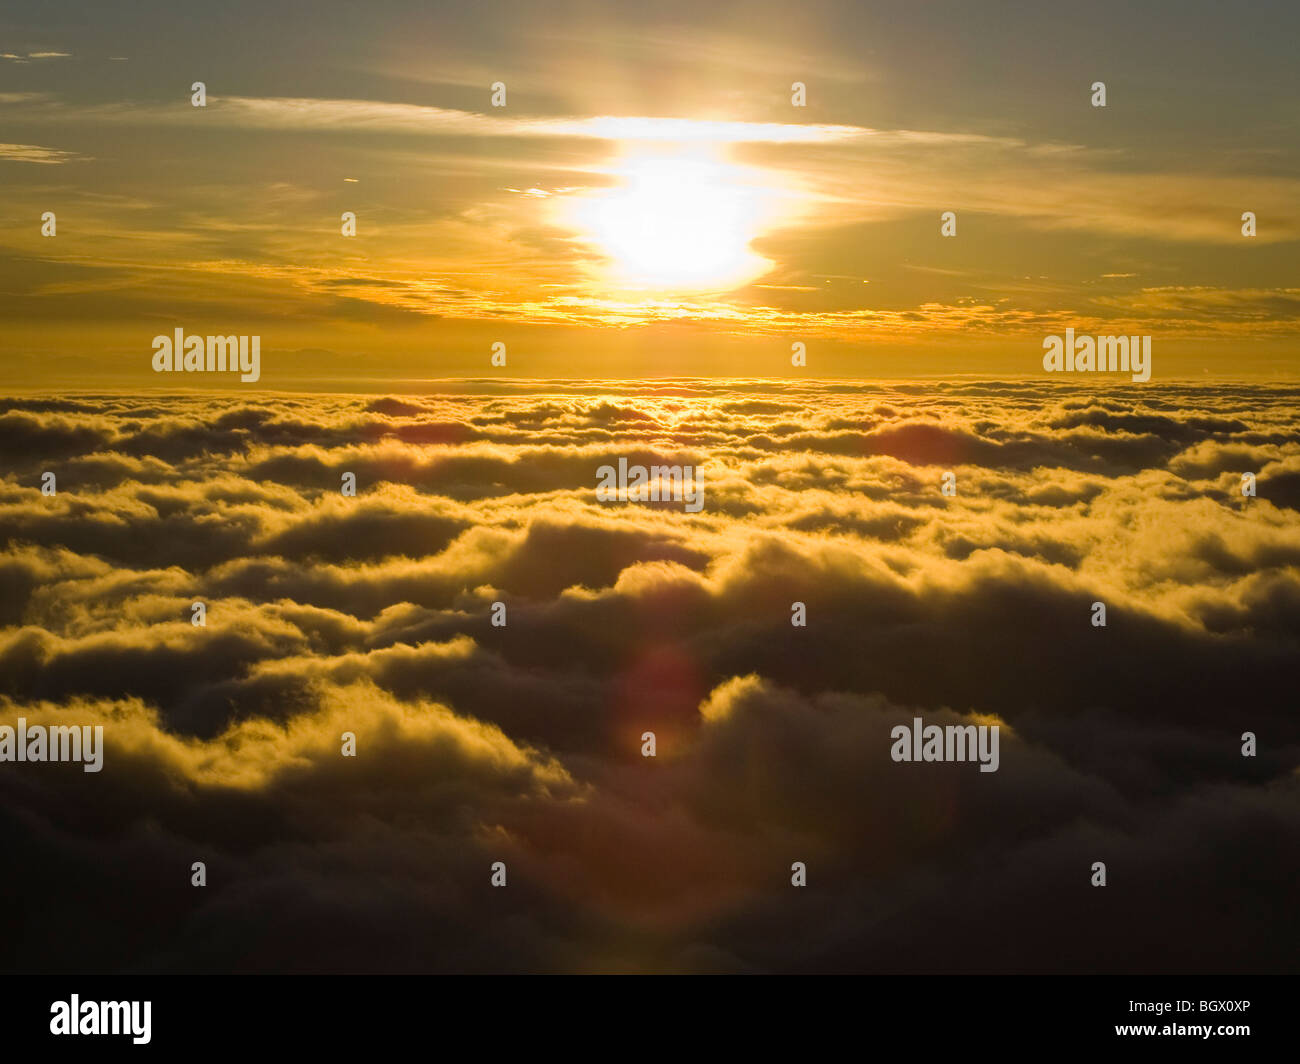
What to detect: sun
<box><xmin>562</xmin><ymin>146</ymin><xmax>785</xmax><ymax>294</ymax></box>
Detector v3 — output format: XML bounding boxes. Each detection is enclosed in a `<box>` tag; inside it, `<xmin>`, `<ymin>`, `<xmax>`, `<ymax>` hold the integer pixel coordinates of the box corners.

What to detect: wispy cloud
<box><xmin>1</xmin><ymin>51</ymin><xmax>71</xmax><ymax>61</ymax></box>
<box><xmin>1</xmin><ymin>91</ymin><xmax>870</xmax><ymax>144</ymax></box>
<box><xmin>0</xmin><ymin>141</ymin><xmax>84</xmax><ymax>164</ymax></box>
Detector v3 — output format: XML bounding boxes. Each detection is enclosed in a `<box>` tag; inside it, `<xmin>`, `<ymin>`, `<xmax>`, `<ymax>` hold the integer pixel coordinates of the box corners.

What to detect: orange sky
<box><xmin>2</xmin><ymin>0</ymin><xmax>1298</xmax><ymax>384</ymax></box>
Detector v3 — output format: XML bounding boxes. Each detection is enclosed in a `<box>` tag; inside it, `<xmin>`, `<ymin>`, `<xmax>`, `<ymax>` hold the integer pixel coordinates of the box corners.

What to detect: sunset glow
<box><xmin>562</xmin><ymin>145</ymin><xmax>789</xmax><ymax>293</ymax></box>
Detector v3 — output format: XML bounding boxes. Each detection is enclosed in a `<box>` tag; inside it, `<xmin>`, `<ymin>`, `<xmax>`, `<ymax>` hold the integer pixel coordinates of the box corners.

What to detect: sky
<box><xmin>2</xmin><ymin>0</ymin><xmax>1299</xmax><ymax>384</ymax></box>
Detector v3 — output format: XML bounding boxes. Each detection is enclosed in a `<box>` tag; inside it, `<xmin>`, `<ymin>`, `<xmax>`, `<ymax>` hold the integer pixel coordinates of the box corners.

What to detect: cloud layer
<box><xmin>1</xmin><ymin>380</ymin><xmax>1297</xmax><ymax>972</ymax></box>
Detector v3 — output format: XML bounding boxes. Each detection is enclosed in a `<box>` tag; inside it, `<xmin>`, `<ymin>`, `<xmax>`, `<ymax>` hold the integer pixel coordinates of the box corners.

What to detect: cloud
<box><xmin>0</xmin><ymin>381</ymin><xmax>1296</xmax><ymax>971</ymax></box>
<box><xmin>0</xmin><ymin>142</ymin><xmax>84</xmax><ymax>164</ymax></box>
<box><xmin>1</xmin><ymin>52</ymin><xmax>71</xmax><ymax>63</ymax></box>
<box><xmin>1</xmin><ymin>92</ymin><xmax>866</xmax><ymax>145</ymax></box>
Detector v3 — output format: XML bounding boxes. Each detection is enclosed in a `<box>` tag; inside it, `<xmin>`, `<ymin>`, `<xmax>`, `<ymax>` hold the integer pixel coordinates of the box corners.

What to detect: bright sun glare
<box><xmin>563</xmin><ymin>146</ymin><xmax>787</xmax><ymax>294</ymax></box>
